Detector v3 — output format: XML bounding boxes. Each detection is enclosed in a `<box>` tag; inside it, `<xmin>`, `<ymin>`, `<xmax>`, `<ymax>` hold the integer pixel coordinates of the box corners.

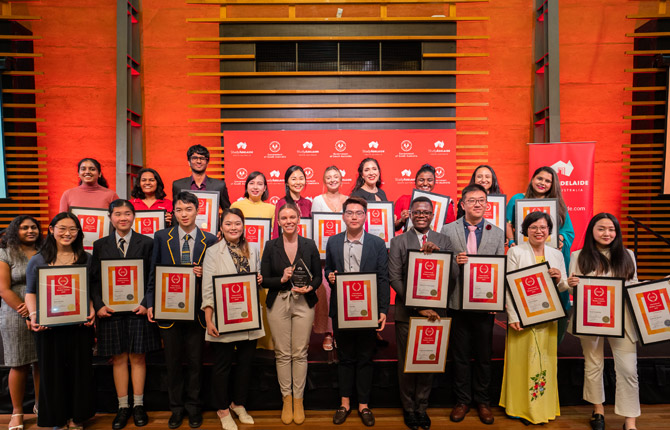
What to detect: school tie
<box><xmin>182</xmin><ymin>234</ymin><xmax>191</xmax><ymax>264</ymax></box>
<box><xmin>422</xmin><ymin>234</ymin><xmax>427</xmax><ymax>246</ymax></box>
<box><xmin>466</xmin><ymin>225</ymin><xmax>478</xmax><ymax>254</ymax></box>
<box><xmin>118</xmin><ymin>238</ymin><xmax>126</xmax><ymax>257</ymax></box>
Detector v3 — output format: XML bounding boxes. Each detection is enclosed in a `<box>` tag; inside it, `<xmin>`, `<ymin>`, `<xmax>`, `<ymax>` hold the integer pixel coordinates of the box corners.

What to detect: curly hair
<box><xmin>0</xmin><ymin>215</ymin><xmax>43</xmax><ymax>261</ymax></box>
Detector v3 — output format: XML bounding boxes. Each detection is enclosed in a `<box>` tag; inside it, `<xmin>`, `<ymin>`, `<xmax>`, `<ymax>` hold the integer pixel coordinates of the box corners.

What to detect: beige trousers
<box><xmin>267</xmin><ymin>291</ymin><xmax>315</xmax><ymax>398</ymax></box>
<box><xmin>580</xmin><ymin>335</ymin><xmax>640</xmax><ymax>417</ymax></box>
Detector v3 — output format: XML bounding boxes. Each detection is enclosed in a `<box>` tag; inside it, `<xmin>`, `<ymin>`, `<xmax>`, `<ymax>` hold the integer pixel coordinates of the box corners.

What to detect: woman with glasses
<box><xmin>59</xmin><ymin>158</ymin><xmax>119</xmax><ymax>212</ymax></box>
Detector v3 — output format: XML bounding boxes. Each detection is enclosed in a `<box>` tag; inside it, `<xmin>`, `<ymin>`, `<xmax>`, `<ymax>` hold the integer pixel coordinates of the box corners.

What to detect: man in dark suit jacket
<box><xmin>440</xmin><ymin>184</ymin><xmax>504</xmax><ymax>425</ymax></box>
<box><xmin>389</xmin><ymin>196</ymin><xmax>451</xmax><ymax>430</ymax></box>
<box><xmin>171</xmin><ymin>144</ymin><xmax>231</xmax><ymax>212</ymax></box>
<box><xmin>324</xmin><ymin>197</ymin><xmax>390</xmax><ymax>427</ymax></box>
<box><xmin>146</xmin><ymin>192</ymin><xmax>217</xmax><ymax>429</ymax></box>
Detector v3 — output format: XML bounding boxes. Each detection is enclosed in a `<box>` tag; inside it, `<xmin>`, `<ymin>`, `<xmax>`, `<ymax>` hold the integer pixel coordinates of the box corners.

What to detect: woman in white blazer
<box><xmin>500</xmin><ymin>211</ymin><xmax>567</xmax><ymax>425</ymax></box>
<box><xmin>565</xmin><ymin>213</ymin><xmax>639</xmax><ymax>430</ymax></box>
<box><xmin>202</xmin><ymin>208</ymin><xmax>265</xmax><ymax>430</ymax></box>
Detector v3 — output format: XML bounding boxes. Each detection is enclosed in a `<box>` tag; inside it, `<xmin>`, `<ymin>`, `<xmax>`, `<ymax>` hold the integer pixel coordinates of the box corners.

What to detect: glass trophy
<box><xmin>291</xmin><ymin>258</ymin><xmax>313</xmax><ymax>288</ymax></box>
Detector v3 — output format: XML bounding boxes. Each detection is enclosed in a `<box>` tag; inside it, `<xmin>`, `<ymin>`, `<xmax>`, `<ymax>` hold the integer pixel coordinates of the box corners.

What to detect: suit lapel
<box><xmin>125</xmin><ymin>231</ymin><xmax>143</xmax><ymax>259</ymax></box>
<box><xmin>166</xmin><ymin>227</ymin><xmax>179</xmax><ymax>265</ymax></box>
<box><xmin>454</xmin><ymin>219</ymin><xmax>467</xmax><ymax>252</ymax></box>
<box><xmin>407</xmin><ymin>229</ymin><xmax>422</xmax><ymax>249</ymax></box>
<box><xmin>478</xmin><ymin>221</ymin><xmax>493</xmax><ymax>252</ymax></box>
<box><xmin>192</xmin><ymin>228</ymin><xmax>208</xmax><ymax>265</ymax></box>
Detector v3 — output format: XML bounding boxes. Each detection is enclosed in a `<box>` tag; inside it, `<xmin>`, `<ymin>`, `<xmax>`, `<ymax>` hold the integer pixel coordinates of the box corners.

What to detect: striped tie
<box><xmin>181</xmin><ymin>234</ymin><xmax>191</xmax><ymax>264</ymax></box>
<box><xmin>118</xmin><ymin>238</ymin><xmax>126</xmax><ymax>257</ymax></box>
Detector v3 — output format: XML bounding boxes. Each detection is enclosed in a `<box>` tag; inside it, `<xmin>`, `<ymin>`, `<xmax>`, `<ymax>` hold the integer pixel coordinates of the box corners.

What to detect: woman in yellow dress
<box><xmin>500</xmin><ymin>211</ymin><xmax>568</xmax><ymax>424</ymax></box>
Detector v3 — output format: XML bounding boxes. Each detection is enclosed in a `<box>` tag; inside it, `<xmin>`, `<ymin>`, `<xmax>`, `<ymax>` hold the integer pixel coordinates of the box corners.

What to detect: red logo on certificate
<box><xmin>81</xmin><ymin>215</ymin><xmax>99</xmax><ymax>233</ymax></box>
<box><xmin>418</xmin><ymin>259</ymin><xmax>437</xmax><ymax>280</ymax></box>
<box><xmin>324</xmin><ymin>220</ymin><xmax>338</xmax><ymax>236</ymax></box>
<box><xmin>246</xmin><ymin>225</ymin><xmax>259</xmax><ymax>242</ymax></box>
<box><xmin>168</xmin><ymin>274</ymin><xmax>185</xmax><ymax>293</ymax></box>
<box><xmin>140</xmin><ymin>217</ymin><xmax>158</xmax><ymax>235</ymax></box>
<box><xmin>522</xmin><ymin>275</ymin><xmax>542</xmax><ymax>295</ymax></box>
<box><xmin>644</xmin><ymin>291</ymin><xmax>664</xmax><ymax>312</ymax></box>
<box><xmin>469</xmin><ymin>263</ymin><xmax>498</xmax><ymax>303</ymax></box>
<box><xmin>114</xmin><ymin>267</ymin><xmax>132</xmax><ymax>285</ymax></box>
<box><xmin>343</xmin><ymin>280</ymin><xmax>372</xmax><ymax>321</ymax></box>
<box><xmin>369</xmin><ymin>209</ymin><xmax>383</xmax><ymax>225</ymax></box>
<box><xmin>412</xmin><ymin>325</ymin><xmax>443</xmax><ymax>364</ymax></box>
<box><xmin>46</xmin><ymin>274</ymin><xmax>80</xmax><ymax>316</ymax></box>
<box><xmin>412</xmin><ymin>258</ymin><xmax>443</xmax><ymax>301</ymax></box>
<box><xmin>583</xmin><ymin>284</ymin><xmax>615</xmax><ymax>328</ymax></box>
<box><xmin>198</xmin><ymin>199</ymin><xmax>207</xmax><ymax>215</ymax></box>
<box><xmin>590</xmin><ymin>286</ymin><xmax>608</xmax><ymax>306</ymax></box>
<box><xmin>297</xmin><ymin>224</ymin><xmax>307</xmax><ymax>236</ymax></box>
<box><xmin>54</xmin><ymin>275</ymin><xmax>72</xmax><ymax>295</ymax></box>
<box><xmin>222</xmin><ymin>282</ymin><xmax>253</xmax><ymax>324</ymax></box>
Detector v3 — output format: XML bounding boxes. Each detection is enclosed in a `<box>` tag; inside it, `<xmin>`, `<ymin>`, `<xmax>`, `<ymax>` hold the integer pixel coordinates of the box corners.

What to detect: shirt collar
<box><xmin>464</xmin><ymin>218</ymin><xmax>486</xmax><ymax>230</ymax></box>
<box><xmin>345</xmin><ymin>231</ymin><xmax>365</xmax><ymax>244</ymax></box>
<box><xmin>178</xmin><ymin>226</ymin><xmax>197</xmax><ymax>241</ymax></box>
<box><xmin>412</xmin><ymin>227</ymin><xmax>431</xmax><ymax>242</ymax></box>
<box><xmin>115</xmin><ymin>230</ymin><xmax>132</xmax><ymax>244</ymax></box>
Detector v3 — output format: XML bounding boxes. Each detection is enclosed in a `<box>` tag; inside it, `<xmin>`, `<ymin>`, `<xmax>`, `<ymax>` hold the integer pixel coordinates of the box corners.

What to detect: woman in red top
<box><xmin>128</xmin><ymin>168</ymin><xmax>173</xmax><ymax>225</ymax></box>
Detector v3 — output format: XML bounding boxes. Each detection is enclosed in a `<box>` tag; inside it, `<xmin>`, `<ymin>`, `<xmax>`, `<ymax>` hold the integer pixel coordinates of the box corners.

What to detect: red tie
<box><xmin>422</xmin><ymin>234</ymin><xmax>427</xmax><ymax>245</ymax></box>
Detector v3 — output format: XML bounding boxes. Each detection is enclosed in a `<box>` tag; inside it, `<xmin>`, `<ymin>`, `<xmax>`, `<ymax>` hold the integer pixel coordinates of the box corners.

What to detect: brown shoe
<box><xmin>477</xmin><ymin>404</ymin><xmax>494</xmax><ymax>425</ymax></box>
<box><xmin>450</xmin><ymin>403</ymin><xmax>470</xmax><ymax>422</ymax></box>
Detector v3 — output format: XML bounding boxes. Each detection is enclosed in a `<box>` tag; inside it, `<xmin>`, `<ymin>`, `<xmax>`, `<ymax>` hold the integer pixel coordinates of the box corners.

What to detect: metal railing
<box><xmin>627</xmin><ymin>215</ymin><xmax>670</xmax><ymax>260</ymax></box>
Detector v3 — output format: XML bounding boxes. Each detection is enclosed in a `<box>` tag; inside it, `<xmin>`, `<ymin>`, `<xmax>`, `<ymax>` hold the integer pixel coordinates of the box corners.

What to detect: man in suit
<box><xmin>146</xmin><ymin>192</ymin><xmax>217</xmax><ymax>429</ymax></box>
<box><xmin>440</xmin><ymin>184</ymin><xmax>505</xmax><ymax>425</ymax></box>
<box><xmin>171</xmin><ymin>144</ymin><xmax>231</xmax><ymax>212</ymax></box>
<box><xmin>325</xmin><ymin>196</ymin><xmax>390</xmax><ymax>427</ymax></box>
<box><xmin>389</xmin><ymin>196</ymin><xmax>450</xmax><ymax>430</ymax></box>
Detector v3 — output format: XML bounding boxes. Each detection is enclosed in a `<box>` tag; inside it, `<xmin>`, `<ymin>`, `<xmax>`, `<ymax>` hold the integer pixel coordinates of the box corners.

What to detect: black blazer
<box><xmin>324</xmin><ymin>231</ymin><xmax>390</xmax><ymax>320</ymax></box>
<box><xmin>90</xmin><ymin>231</ymin><xmax>154</xmax><ymax>313</ymax></box>
<box><xmin>261</xmin><ymin>235</ymin><xmax>322</xmax><ymax>309</ymax></box>
<box><xmin>171</xmin><ymin>176</ymin><xmax>231</xmax><ymax>211</ymax></box>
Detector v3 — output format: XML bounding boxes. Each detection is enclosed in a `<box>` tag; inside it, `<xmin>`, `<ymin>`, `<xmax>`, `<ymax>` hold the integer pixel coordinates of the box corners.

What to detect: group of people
<box><xmin>0</xmin><ymin>144</ymin><xmax>642</xmax><ymax>430</ymax></box>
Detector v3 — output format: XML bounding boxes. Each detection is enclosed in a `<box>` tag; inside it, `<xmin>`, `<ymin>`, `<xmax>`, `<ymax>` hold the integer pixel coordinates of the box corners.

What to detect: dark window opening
<box><xmin>256</xmin><ymin>42</ymin><xmax>296</xmax><ymax>72</ymax></box>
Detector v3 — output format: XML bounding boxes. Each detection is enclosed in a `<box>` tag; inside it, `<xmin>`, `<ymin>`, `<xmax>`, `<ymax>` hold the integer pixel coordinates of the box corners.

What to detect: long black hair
<box><xmin>577</xmin><ymin>213</ymin><xmax>635</xmax><ymax>280</ymax></box>
<box><xmin>41</xmin><ymin>213</ymin><xmax>88</xmax><ymax>265</ymax></box>
<box><xmin>130</xmin><ymin>168</ymin><xmax>167</xmax><ymax>200</ymax></box>
<box><xmin>244</xmin><ymin>171</ymin><xmax>269</xmax><ymax>201</ymax></box>
<box><xmin>525</xmin><ymin>166</ymin><xmax>567</xmax><ymax>227</ymax></box>
<box><xmin>352</xmin><ymin>158</ymin><xmax>382</xmax><ymax>192</ymax></box>
<box><xmin>468</xmin><ymin>164</ymin><xmax>503</xmax><ymax>195</ymax></box>
<box><xmin>220</xmin><ymin>208</ymin><xmax>250</xmax><ymax>259</ymax></box>
<box><xmin>77</xmin><ymin>158</ymin><xmax>109</xmax><ymax>188</ymax></box>
<box><xmin>283</xmin><ymin>165</ymin><xmax>306</xmax><ymax>205</ymax></box>
<box><xmin>0</xmin><ymin>215</ymin><xmax>43</xmax><ymax>261</ymax></box>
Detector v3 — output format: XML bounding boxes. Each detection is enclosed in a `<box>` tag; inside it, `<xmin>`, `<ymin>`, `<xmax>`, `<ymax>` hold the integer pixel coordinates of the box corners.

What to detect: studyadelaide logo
<box><xmin>230</xmin><ymin>141</ymin><xmax>253</xmax><ymax>156</ymax></box>
<box><xmin>363</xmin><ymin>140</ymin><xmax>385</xmax><ymax>155</ymax></box>
<box><xmin>550</xmin><ymin>160</ymin><xmax>589</xmax><ymax>188</ymax></box>
<box><xmin>297</xmin><ymin>141</ymin><xmax>319</xmax><ymax>156</ymax></box>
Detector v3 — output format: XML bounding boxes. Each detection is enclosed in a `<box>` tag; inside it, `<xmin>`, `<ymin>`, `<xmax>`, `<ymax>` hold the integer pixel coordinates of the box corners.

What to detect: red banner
<box><xmin>528</xmin><ymin>142</ymin><xmax>595</xmax><ymax>250</ymax></box>
<box><xmin>224</xmin><ymin>129</ymin><xmax>457</xmax><ymax>205</ymax></box>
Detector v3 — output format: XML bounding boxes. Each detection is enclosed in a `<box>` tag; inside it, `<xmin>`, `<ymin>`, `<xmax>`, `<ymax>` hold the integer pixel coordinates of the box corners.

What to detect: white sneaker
<box><xmin>230</xmin><ymin>405</ymin><xmax>254</xmax><ymax>425</ymax></box>
<box><xmin>218</xmin><ymin>411</ymin><xmax>238</xmax><ymax>430</ymax></box>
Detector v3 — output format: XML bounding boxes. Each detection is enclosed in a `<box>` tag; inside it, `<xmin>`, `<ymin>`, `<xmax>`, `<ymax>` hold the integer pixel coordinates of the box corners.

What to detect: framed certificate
<box><xmin>408</xmin><ymin>189</ymin><xmax>451</xmax><ymax>233</ymax></box>
<box><xmin>154</xmin><ymin>265</ymin><xmax>196</xmax><ymax>321</ymax></box>
<box><xmin>182</xmin><ymin>189</ymin><xmax>219</xmax><ymax>235</ymax></box>
<box><xmin>244</xmin><ymin>218</ymin><xmax>272</xmax><ymax>258</ymax></box>
<box><xmin>514</xmin><ymin>198</ymin><xmax>558</xmax><ymax>248</ymax></box>
<box><xmin>100</xmin><ymin>259</ymin><xmax>144</xmax><ymax>312</ymax></box>
<box><xmin>461</xmin><ymin>255</ymin><xmax>506</xmax><ymax>312</ymax></box>
<box><xmin>312</xmin><ymin>212</ymin><xmax>345</xmax><ymax>260</ymax></box>
<box><xmin>625</xmin><ymin>278</ymin><xmax>670</xmax><ymax>345</ymax></box>
<box><xmin>505</xmin><ymin>261</ymin><xmax>566</xmax><ymax>327</ymax></box>
<box><xmin>405</xmin><ymin>250</ymin><xmax>452</xmax><ymax>309</ymax></box>
<box><xmin>298</xmin><ymin>217</ymin><xmax>313</xmax><ymax>240</ymax></box>
<box><xmin>335</xmin><ymin>272</ymin><xmax>379</xmax><ymax>329</ymax></box>
<box><xmin>404</xmin><ymin>317</ymin><xmax>451</xmax><ymax>373</ymax></box>
<box><xmin>573</xmin><ymin>276</ymin><xmax>625</xmax><ymax>337</ymax></box>
<box><xmin>133</xmin><ymin>210</ymin><xmax>165</xmax><ymax>238</ymax></box>
<box><xmin>365</xmin><ymin>201</ymin><xmax>394</xmax><ymax>249</ymax></box>
<box><xmin>70</xmin><ymin>207</ymin><xmax>110</xmax><ymax>252</ymax></box>
<box><xmin>212</xmin><ymin>272</ymin><xmax>262</xmax><ymax>334</ymax></box>
<box><xmin>36</xmin><ymin>265</ymin><xmax>89</xmax><ymax>327</ymax></box>
<box><xmin>484</xmin><ymin>194</ymin><xmax>506</xmax><ymax>231</ymax></box>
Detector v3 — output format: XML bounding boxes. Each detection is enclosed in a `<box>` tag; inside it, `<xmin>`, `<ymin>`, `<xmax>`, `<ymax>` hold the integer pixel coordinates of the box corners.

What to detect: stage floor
<box><xmin>1</xmin><ymin>405</ymin><xmax>668</xmax><ymax>429</ymax></box>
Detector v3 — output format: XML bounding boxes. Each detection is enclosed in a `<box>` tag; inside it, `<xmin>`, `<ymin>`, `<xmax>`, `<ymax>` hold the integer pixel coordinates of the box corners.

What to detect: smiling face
<box><xmin>531</xmin><ymin>171</ymin><xmax>553</xmax><ymax>196</ymax></box>
<box><xmin>323</xmin><ymin>169</ymin><xmax>342</xmax><ymax>193</ymax></box>
<box><xmin>527</xmin><ymin>217</ymin><xmax>549</xmax><ymax>247</ymax></box>
<box><xmin>593</xmin><ymin>218</ymin><xmax>616</xmax><ymax>249</ymax></box>
<box><xmin>415</xmin><ymin>171</ymin><xmax>435</xmax><ymax>192</ymax></box>
<box><xmin>222</xmin><ymin>213</ymin><xmax>244</xmax><ymax>243</ymax></box>
<box><xmin>50</xmin><ymin>217</ymin><xmax>79</xmax><ymax>248</ymax></box>
<box><xmin>362</xmin><ymin>161</ymin><xmax>380</xmax><ymax>187</ymax></box>
<box><xmin>188</xmin><ymin>153</ymin><xmax>209</xmax><ymax>175</ymax></box>
<box><xmin>78</xmin><ymin>160</ymin><xmax>100</xmax><ymax>185</ymax></box>
<box><xmin>140</xmin><ymin>171</ymin><xmax>158</xmax><ymax>196</ymax></box>
<box><xmin>461</xmin><ymin>190</ymin><xmax>487</xmax><ymax>222</ymax></box>
<box><xmin>474</xmin><ymin>167</ymin><xmax>493</xmax><ymax>192</ymax></box>
<box><xmin>110</xmin><ymin>205</ymin><xmax>135</xmax><ymax>235</ymax></box>
<box><xmin>18</xmin><ymin>219</ymin><xmax>39</xmax><ymax>246</ymax></box>
<box><xmin>278</xmin><ymin>206</ymin><xmax>299</xmax><ymax>235</ymax></box>
<box><xmin>410</xmin><ymin>201</ymin><xmax>434</xmax><ymax>233</ymax></box>
<box><xmin>246</xmin><ymin>175</ymin><xmax>267</xmax><ymax>202</ymax></box>
<box><xmin>287</xmin><ymin>170</ymin><xmax>306</xmax><ymax>196</ymax></box>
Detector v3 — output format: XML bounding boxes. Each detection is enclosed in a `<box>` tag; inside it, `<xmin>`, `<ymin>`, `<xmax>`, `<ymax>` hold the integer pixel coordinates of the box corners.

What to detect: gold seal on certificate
<box><xmin>404</xmin><ymin>317</ymin><xmax>451</xmax><ymax>373</ymax></box>
<box><xmin>461</xmin><ymin>255</ymin><xmax>506</xmax><ymax>312</ymax></box>
<box><xmin>573</xmin><ymin>276</ymin><xmax>625</xmax><ymax>337</ymax></box>
<box><xmin>213</xmin><ymin>272</ymin><xmax>262</xmax><ymax>334</ymax></box>
<box><xmin>154</xmin><ymin>265</ymin><xmax>197</xmax><ymax>321</ymax></box>
<box><xmin>505</xmin><ymin>261</ymin><xmax>566</xmax><ymax>327</ymax></box>
<box><xmin>336</xmin><ymin>272</ymin><xmax>379</xmax><ymax>329</ymax></box>
<box><xmin>36</xmin><ymin>265</ymin><xmax>90</xmax><ymax>327</ymax></box>
<box><xmin>405</xmin><ymin>250</ymin><xmax>451</xmax><ymax>309</ymax></box>
<box><xmin>101</xmin><ymin>259</ymin><xmax>144</xmax><ymax>312</ymax></box>
<box><xmin>625</xmin><ymin>278</ymin><xmax>670</xmax><ymax>345</ymax></box>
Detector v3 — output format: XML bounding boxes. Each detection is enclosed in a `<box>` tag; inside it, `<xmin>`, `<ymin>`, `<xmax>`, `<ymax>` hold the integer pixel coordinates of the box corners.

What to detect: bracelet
<box><xmin>29</xmin><ymin>311</ymin><xmax>36</xmax><ymax>316</ymax></box>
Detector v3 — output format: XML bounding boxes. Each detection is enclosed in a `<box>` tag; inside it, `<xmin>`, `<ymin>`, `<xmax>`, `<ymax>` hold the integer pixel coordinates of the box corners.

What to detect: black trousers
<box><xmin>160</xmin><ymin>321</ymin><xmax>204</xmax><ymax>415</ymax></box>
<box><xmin>210</xmin><ymin>339</ymin><xmax>257</xmax><ymax>409</ymax></box>
<box><xmin>35</xmin><ymin>325</ymin><xmax>95</xmax><ymax>427</ymax></box>
<box><xmin>395</xmin><ymin>321</ymin><xmax>434</xmax><ymax>413</ymax></box>
<box><xmin>334</xmin><ymin>328</ymin><xmax>377</xmax><ymax>404</ymax></box>
<box><xmin>450</xmin><ymin>310</ymin><xmax>494</xmax><ymax>405</ymax></box>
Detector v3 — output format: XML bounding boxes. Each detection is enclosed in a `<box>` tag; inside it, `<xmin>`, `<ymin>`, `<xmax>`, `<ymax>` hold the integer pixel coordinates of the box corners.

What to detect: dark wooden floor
<box><xmin>1</xmin><ymin>405</ymin><xmax>669</xmax><ymax>429</ymax></box>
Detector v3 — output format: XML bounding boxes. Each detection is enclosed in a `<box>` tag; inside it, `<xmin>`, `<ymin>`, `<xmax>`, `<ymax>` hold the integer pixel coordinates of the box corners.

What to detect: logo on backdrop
<box><xmin>396</xmin><ymin>139</ymin><xmax>417</xmax><ymax>158</ymax></box>
<box><xmin>298</xmin><ymin>141</ymin><xmax>319</xmax><ymax>156</ymax></box>
<box><xmin>303</xmin><ymin>141</ymin><xmax>313</xmax><ymax>149</ymax></box>
<box><xmin>401</xmin><ymin>140</ymin><xmax>413</xmax><ymax>152</ymax></box>
<box><xmin>395</xmin><ymin>169</ymin><xmax>415</xmax><ymax>184</ymax></box>
<box><xmin>230</xmin><ymin>141</ymin><xmax>252</xmax><ymax>156</ymax></box>
<box><xmin>237</xmin><ymin>142</ymin><xmax>247</xmax><ymax>149</ymax></box>
<box><xmin>269</xmin><ymin>141</ymin><xmax>281</xmax><ymax>153</ymax></box>
<box><xmin>550</xmin><ymin>160</ymin><xmax>589</xmax><ymax>189</ymax></box>
<box><xmin>269</xmin><ymin>196</ymin><xmax>280</xmax><ymax>205</ymax></box>
<box><xmin>236</xmin><ymin>168</ymin><xmax>247</xmax><ymax>180</ymax></box>
<box><xmin>270</xmin><ymin>170</ymin><xmax>280</xmax><ymax>178</ymax></box>
<box><xmin>401</xmin><ymin>169</ymin><xmax>412</xmax><ymax>177</ymax></box>
<box><xmin>335</xmin><ymin>140</ymin><xmax>347</xmax><ymax>153</ymax></box>
<box><xmin>331</xmin><ymin>140</ymin><xmax>352</xmax><ymax>158</ymax></box>
<box><xmin>551</xmin><ymin>160</ymin><xmax>575</xmax><ymax>176</ymax></box>
<box><xmin>435</xmin><ymin>166</ymin><xmax>445</xmax><ymax>179</ymax></box>
<box><xmin>369</xmin><ymin>141</ymin><xmax>379</xmax><ymax>149</ymax></box>
<box><xmin>264</xmin><ymin>141</ymin><xmax>285</xmax><ymax>159</ymax></box>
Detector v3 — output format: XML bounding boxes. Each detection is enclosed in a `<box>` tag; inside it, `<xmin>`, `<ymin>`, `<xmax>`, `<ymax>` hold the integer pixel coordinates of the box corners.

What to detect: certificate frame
<box><xmin>403</xmin><ymin>317</ymin><xmax>451</xmax><ymax>373</ymax></box>
<box><xmin>335</xmin><ymin>272</ymin><xmax>379</xmax><ymax>330</ymax></box>
<box><xmin>36</xmin><ymin>265</ymin><xmax>89</xmax><ymax>327</ymax></box>
<box><xmin>70</xmin><ymin>207</ymin><xmax>110</xmax><ymax>253</ymax></box>
<box><xmin>154</xmin><ymin>265</ymin><xmax>197</xmax><ymax>321</ymax></box>
<box><xmin>484</xmin><ymin>194</ymin><xmax>506</xmax><ymax>232</ymax></box>
<box><xmin>625</xmin><ymin>278</ymin><xmax>670</xmax><ymax>345</ymax></box>
<box><xmin>365</xmin><ymin>201</ymin><xmax>394</xmax><ymax>249</ymax></box>
<box><xmin>100</xmin><ymin>258</ymin><xmax>144</xmax><ymax>312</ymax></box>
<box><xmin>181</xmin><ymin>189</ymin><xmax>219</xmax><ymax>235</ymax></box>
<box><xmin>212</xmin><ymin>272</ymin><xmax>262</xmax><ymax>334</ymax></box>
<box><xmin>573</xmin><ymin>276</ymin><xmax>625</xmax><ymax>337</ymax></box>
<box><xmin>312</xmin><ymin>212</ymin><xmax>345</xmax><ymax>260</ymax></box>
<box><xmin>505</xmin><ymin>261</ymin><xmax>566</xmax><ymax>328</ymax></box>
<box><xmin>244</xmin><ymin>218</ymin><xmax>272</xmax><ymax>258</ymax></box>
<box><xmin>408</xmin><ymin>189</ymin><xmax>452</xmax><ymax>233</ymax></box>
<box><xmin>461</xmin><ymin>254</ymin><xmax>506</xmax><ymax>312</ymax></box>
<box><xmin>405</xmin><ymin>250</ymin><xmax>452</xmax><ymax>309</ymax></box>
<box><xmin>514</xmin><ymin>198</ymin><xmax>558</xmax><ymax>248</ymax></box>
<box><xmin>133</xmin><ymin>210</ymin><xmax>166</xmax><ymax>238</ymax></box>
<box><xmin>298</xmin><ymin>217</ymin><xmax>313</xmax><ymax>240</ymax></box>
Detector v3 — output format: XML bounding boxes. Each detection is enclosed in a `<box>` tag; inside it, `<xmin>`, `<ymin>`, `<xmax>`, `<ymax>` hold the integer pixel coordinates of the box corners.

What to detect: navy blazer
<box><xmin>172</xmin><ymin>176</ymin><xmax>231</xmax><ymax>212</ymax></box>
<box><xmin>324</xmin><ymin>231</ymin><xmax>390</xmax><ymax>320</ymax></box>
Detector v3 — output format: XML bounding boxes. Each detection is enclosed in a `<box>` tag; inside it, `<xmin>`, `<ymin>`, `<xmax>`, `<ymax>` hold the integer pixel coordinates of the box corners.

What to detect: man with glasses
<box><xmin>171</xmin><ymin>144</ymin><xmax>231</xmax><ymax>212</ymax></box>
<box><xmin>145</xmin><ymin>192</ymin><xmax>217</xmax><ymax>429</ymax></box>
<box><xmin>389</xmin><ymin>196</ymin><xmax>450</xmax><ymax>430</ymax></box>
<box><xmin>440</xmin><ymin>184</ymin><xmax>504</xmax><ymax>425</ymax></box>
<box><xmin>325</xmin><ymin>197</ymin><xmax>390</xmax><ymax>427</ymax></box>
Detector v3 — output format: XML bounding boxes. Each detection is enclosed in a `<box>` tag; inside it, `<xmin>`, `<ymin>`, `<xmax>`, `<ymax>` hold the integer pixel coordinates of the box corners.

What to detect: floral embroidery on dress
<box><xmin>529</xmin><ymin>328</ymin><xmax>547</xmax><ymax>401</ymax></box>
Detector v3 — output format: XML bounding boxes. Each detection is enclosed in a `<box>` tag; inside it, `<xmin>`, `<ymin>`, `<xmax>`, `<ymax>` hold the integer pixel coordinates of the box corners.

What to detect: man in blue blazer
<box><xmin>325</xmin><ymin>197</ymin><xmax>390</xmax><ymax>427</ymax></box>
<box><xmin>146</xmin><ymin>192</ymin><xmax>217</xmax><ymax>429</ymax></box>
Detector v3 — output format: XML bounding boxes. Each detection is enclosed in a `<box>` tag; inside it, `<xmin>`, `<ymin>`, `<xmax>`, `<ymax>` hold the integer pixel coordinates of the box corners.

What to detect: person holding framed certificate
<box><xmin>325</xmin><ymin>197</ymin><xmax>390</xmax><ymax>426</ymax></box>
<box><xmin>59</xmin><ymin>158</ymin><xmax>119</xmax><ymax>213</ymax></box>
<box><xmin>25</xmin><ymin>212</ymin><xmax>96</xmax><ymax>429</ymax></box>
<box><xmin>440</xmin><ymin>184</ymin><xmax>505</xmax><ymax>425</ymax></box>
<box><xmin>564</xmin><ymin>214</ymin><xmax>640</xmax><ymax>430</ymax></box>
<box><xmin>129</xmin><ymin>167</ymin><xmax>173</xmax><ymax>226</ymax></box>
<box><xmin>272</xmin><ymin>165</ymin><xmax>312</xmax><ymax>239</ymax></box>
<box><xmin>202</xmin><ymin>208</ymin><xmax>265</xmax><ymax>430</ymax></box>
<box><xmin>146</xmin><ymin>192</ymin><xmax>217</xmax><ymax>430</ymax></box>
<box><xmin>500</xmin><ymin>211</ymin><xmax>568</xmax><ymax>425</ymax></box>
<box><xmin>455</xmin><ymin>164</ymin><xmax>505</xmax><ymax>220</ymax></box>
<box><xmin>389</xmin><ymin>196</ymin><xmax>450</xmax><ymax>430</ymax></box>
<box><xmin>89</xmin><ymin>200</ymin><xmax>159</xmax><ymax>429</ymax></box>
<box><xmin>261</xmin><ymin>203</ymin><xmax>322</xmax><ymax>425</ymax></box>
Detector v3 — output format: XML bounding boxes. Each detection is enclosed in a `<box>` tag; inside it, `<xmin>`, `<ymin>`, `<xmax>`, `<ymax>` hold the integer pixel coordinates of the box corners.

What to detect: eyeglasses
<box><xmin>344</xmin><ymin>210</ymin><xmax>366</xmax><ymax>218</ymax></box>
<box><xmin>411</xmin><ymin>210</ymin><xmax>433</xmax><ymax>217</ymax></box>
<box><xmin>190</xmin><ymin>155</ymin><xmax>208</xmax><ymax>162</ymax></box>
<box><xmin>55</xmin><ymin>227</ymin><xmax>79</xmax><ymax>234</ymax></box>
<box><xmin>528</xmin><ymin>226</ymin><xmax>549</xmax><ymax>232</ymax></box>
<box><xmin>465</xmin><ymin>198</ymin><xmax>487</xmax><ymax>206</ymax></box>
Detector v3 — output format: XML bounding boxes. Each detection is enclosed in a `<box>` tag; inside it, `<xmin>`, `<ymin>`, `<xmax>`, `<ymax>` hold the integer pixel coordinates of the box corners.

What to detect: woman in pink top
<box><xmin>128</xmin><ymin>168</ymin><xmax>173</xmax><ymax>225</ymax></box>
<box><xmin>59</xmin><ymin>158</ymin><xmax>119</xmax><ymax>212</ymax></box>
